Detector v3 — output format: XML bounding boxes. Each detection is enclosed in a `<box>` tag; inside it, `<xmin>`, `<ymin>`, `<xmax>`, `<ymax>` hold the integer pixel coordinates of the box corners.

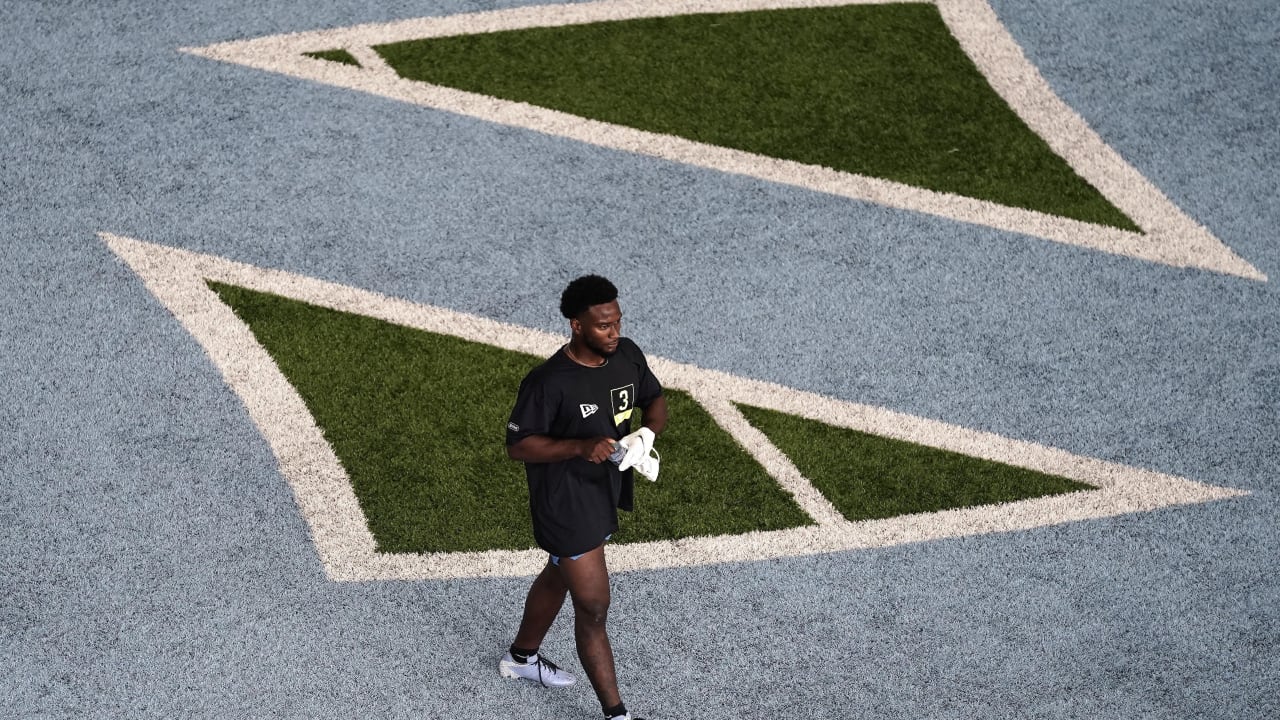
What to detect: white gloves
<box><xmin>616</xmin><ymin>426</ymin><xmax>655</xmax><ymax>472</ymax></box>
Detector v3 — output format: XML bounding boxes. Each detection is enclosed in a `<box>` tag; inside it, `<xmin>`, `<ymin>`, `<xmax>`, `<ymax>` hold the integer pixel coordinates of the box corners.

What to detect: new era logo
<box><xmin>580</xmin><ymin>404</ymin><xmax>598</xmax><ymax>418</ymax></box>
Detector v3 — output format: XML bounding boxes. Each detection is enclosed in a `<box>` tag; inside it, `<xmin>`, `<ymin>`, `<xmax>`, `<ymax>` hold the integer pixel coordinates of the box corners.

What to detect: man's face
<box><xmin>573</xmin><ymin>300</ymin><xmax>622</xmax><ymax>357</ymax></box>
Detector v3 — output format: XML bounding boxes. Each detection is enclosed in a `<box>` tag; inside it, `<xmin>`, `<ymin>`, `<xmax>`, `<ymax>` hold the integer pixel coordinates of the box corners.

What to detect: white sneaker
<box><xmin>498</xmin><ymin>652</ymin><xmax>576</xmax><ymax>688</ymax></box>
<box><xmin>632</xmin><ymin>447</ymin><xmax>660</xmax><ymax>482</ymax></box>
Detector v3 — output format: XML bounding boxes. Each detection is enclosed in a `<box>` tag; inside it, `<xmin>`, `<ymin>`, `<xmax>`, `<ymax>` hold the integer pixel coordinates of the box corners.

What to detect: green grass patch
<box><xmin>736</xmin><ymin>403</ymin><xmax>1092</xmax><ymax>521</ymax></box>
<box><xmin>208</xmin><ymin>282</ymin><xmax>811</xmax><ymax>553</ymax></box>
<box><xmin>374</xmin><ymin>4</ymin><xmax>1137</xmax><ymax>230</ymax></box>
<box><xmin>210</xmin><ymin>282</ymin><xmax>533</xmax><ymax>553</ymax></box>
<box><xmin>304</xmin><ymin>48</ymin><xmax>361</xmax><ymax>67</ymax></box>
<box><xmin>620</xmin><ymin>389</ymin><xmax>813</xmax><ymax>541</ymax></box>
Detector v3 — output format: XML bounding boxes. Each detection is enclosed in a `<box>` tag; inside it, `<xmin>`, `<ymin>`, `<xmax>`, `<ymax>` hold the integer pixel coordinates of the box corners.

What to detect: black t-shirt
<box><xmin>506</xmin><ymin>337</ymin><xmax>663</xmax><ymax>557</ymax></box>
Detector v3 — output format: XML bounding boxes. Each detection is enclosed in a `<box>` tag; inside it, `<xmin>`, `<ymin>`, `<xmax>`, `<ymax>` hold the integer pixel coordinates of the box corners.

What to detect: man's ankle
<box><xmin>508</xmin><ymin>645</ymin><xmax>537</xmax><ymax>664</ymax></box>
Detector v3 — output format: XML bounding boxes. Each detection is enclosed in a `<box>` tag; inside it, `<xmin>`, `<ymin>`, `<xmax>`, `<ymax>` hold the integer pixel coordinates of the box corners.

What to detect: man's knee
<box><xmin>572</xmin><ymin>595</ymin><xmax>611</xmax><ymax>627</ymax></box>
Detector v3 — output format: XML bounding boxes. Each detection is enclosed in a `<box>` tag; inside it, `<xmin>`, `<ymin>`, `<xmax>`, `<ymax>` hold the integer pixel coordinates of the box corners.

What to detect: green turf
<box><xmin>374</xmin><ymin>4</ymin><xmax>1137</xmax><ymax>230</ymax></box>
<box><xmin>303</xmin><ymin>48</ymin><xmax>361</xmax><ymax>67</ymax></box>
<box><xmin>736</xmin><ymin>403</ymin><xmax>1093</xmax><ymax>521</ymax></box>
<box><xmin>208</xmin><ymin>282</ymin><xmax>810</xmax><ymax>553</ymax></box>
<box><xmin>620</xmin><ymin>388</ymin><xmax>813</xmax><ymax>541</ymax></box>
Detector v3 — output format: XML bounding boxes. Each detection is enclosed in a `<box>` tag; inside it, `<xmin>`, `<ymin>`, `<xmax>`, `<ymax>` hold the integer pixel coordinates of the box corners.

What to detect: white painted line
<box><xmin>687</xmin><ymin>392</ymin><xmax>847</xmax><ymax>527</ymax></box>
<box><xmin>100</xmin><ymin>233</ymin><xmax>380</xmax><ymax>580</ymax></box>
<box><xmin>935</xmin><ymin>0</ymin><xmax>1262</xmax><ymax>280</ymax></box>
<box><xmin>342</xmin><ymin>45</ymin><xmax>399</xmax><ymax>79</ymax></box>
<box><xmin>103</xmin><ymin>232</ymin><xmax>1247</xmax><ymax>581</ymax></box>
<box><xmin>179</xmin><ymin>0</ymin><xmax>1264</xmax><ymax>280</ymax></box>
<box><xmin>190</xmin><ymin>0</ymin><xmax>929</xmax><ymax>55</ymax></box>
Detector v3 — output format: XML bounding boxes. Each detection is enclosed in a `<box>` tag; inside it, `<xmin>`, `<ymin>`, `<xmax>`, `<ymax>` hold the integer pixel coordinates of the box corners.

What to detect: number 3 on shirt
<box><xmin>610</xmin><ymin>384</ymin><xmax>636</xmax><ymax>426</ymax></box>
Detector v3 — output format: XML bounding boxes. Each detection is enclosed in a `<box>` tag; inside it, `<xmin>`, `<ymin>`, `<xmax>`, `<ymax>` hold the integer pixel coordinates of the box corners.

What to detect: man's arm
<box><xmin>507</xmin><ymin>391</ymin><xmax>667</xmax><ymax>464</ymax></box>
<box><xmin>508</xmin><ymin>435</ymin><xmax>617</xmax><ymax>464</ymax></box>
<box><xmin>641</xmin><ymin>395</ymin><xmax>668</xmax><ymax>436</ymax></box>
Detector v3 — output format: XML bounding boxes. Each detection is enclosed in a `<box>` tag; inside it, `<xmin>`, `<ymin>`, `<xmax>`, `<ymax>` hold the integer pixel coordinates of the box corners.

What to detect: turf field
<box><xmin>4</xmin><ymin>1</ymin><xmax>1278</xmax><ymax>719</ymax></box>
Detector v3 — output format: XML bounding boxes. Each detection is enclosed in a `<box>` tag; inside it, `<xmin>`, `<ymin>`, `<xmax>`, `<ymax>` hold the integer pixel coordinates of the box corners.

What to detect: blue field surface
<box><xmin>3</xmin><ymin>1</ymin><xmax>1277</xmax><ymax>718</ymax></box>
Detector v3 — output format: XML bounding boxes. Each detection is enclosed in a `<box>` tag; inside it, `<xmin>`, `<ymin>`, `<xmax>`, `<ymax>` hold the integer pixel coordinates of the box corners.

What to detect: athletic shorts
<box><xmin>549</xmin><ymin>534</ymin><xmax>611</xmax><ymax>566</ymax></box>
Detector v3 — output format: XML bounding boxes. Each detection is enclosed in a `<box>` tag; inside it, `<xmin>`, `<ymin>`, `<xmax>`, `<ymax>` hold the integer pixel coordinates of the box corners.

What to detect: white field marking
<box><xmin>104</xmin><ymin>232</ymin><xmax>1247</xmax><ymax>581</ymax></box>
<box><xmin>686</xmin><ymin>392</ymin><xmax>846</xmax><ymax>527</ymax></box>
<box><xmin>341</xmin><ymin>45</ymin><xmax>398</xmax><ymax>79</ymax></box>
<box><xmin>935</xmin><ymin>0</ymin><xmax>1263</xmax><ymax>281</ymax></box>
<box><xmin>179</xmin><ymin>0</ymin><xmax>1264</xmax><ymax>281</ymax></box>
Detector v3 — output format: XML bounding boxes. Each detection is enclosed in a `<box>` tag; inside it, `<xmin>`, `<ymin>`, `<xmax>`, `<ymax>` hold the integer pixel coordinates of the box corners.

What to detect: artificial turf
<box><xmin>303</xmin><ymin>48</ymin><xmax>361</xmax><ymax>67</ymax></box>
<box><xmin>374</xmin><ymin>3</ymin><xmax>1138</xmax><ymax>230</ymax></box>
<box><xmin>208</xmin><ymin>282</ymin><xmax>811</xmax><ymax>553</ymax></box>
<box><xmin>206</xmin><ymin>282</ymin><xmax>1095</xmax><ymax>553</ymax></box>
<box><xmin>736</xmin><ymin>403</ymin><xmax>1093</xmax><ymax>521</ymax></box>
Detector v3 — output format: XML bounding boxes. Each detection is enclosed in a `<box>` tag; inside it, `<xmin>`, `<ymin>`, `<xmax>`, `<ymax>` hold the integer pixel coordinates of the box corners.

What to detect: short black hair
<box><xmin>560</xmin><ymin>275</ymin><xmax>618</xmax><ymax>319</ymax></box>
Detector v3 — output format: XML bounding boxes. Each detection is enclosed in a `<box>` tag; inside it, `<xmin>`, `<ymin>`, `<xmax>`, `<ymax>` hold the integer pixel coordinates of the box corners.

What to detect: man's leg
<box><xmin>513</xmin><ymin>560</ymin><xmax>569</xmax><ymax>650</ymax></box>
<box><xmin>501</xmin><ymin>561</ymin><xmax>576</xmax><ymax>687</ymax></box>
<box><xmin>555</xmin><ymin>544</ymin><xmax>622</xmax><ymax>710</ymax></box>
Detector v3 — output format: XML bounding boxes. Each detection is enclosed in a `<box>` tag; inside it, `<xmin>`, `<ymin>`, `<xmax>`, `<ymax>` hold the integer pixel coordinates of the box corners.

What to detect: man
<box><xmin>500</xmin><ymin>275</ymin><xmax>668</xmax><ymax>720</ymax></box>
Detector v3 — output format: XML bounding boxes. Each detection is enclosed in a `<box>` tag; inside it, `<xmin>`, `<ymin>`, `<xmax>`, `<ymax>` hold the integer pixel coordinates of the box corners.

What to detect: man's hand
<box><xmin>579</xmin><ymin>437</ymin><xmax>619</xmax><ymax>464</ymax></box>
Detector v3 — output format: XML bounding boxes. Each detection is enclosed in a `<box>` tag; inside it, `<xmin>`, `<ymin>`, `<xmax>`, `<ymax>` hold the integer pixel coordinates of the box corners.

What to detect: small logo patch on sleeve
<box><xmin>507</xmin><ymin>422</ymin><xmax>519</xmax><ymax>432</ymax></box>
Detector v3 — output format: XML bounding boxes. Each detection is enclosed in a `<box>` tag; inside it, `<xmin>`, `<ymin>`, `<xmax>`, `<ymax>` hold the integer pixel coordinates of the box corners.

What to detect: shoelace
<box><xmin>533</xmin><ymin>656</ymin><xmax>564</xmax><ymax>687</ymax></box>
